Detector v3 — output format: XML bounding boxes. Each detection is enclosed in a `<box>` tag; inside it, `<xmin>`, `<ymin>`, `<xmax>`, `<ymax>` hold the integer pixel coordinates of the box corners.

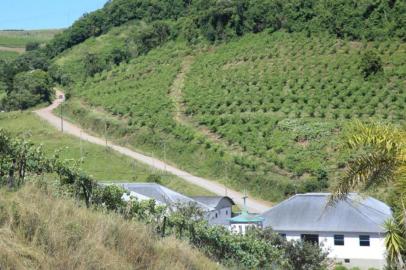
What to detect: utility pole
<box><xmin>80</xmin><ymin>130</ymin><xmax>83</xmax><ymax>158</ymax></box>
<box><xmin>60</xmin><ymin>100</ymin><xmax>64</xmax><ymax>133</ymax></box>
<box><xmin>163</xmin><ymin>140</ymin><xmax>167</xmax><ymax>173</ymax></box>
<box><xmin>105</xmin><ymin>120</ymin><xmax>108</xmax><ymax>149</ymax></box>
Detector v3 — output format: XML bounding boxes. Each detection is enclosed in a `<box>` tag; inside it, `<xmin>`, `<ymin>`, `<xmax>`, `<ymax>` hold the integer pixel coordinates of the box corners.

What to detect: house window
<box><xmin>226</xmin><ymin>210</ymin><xmax>228</xmax><ymax>215</ymax></box>
<box><xmin>301</xmin><ymin>234</ymin><xmax>319</xmax><ymax>245</ymax></box>
<box><xmin>359</xmin><ymin>235</ymin><xmax>370</xmax><ymax>246</ymax></box>
<box><xmin>334</xmin><ymin>235</ymin><xmax>344</xmax><ymax>246</ymax></box>
<box><xmin>279</xmin><ymin>233</ymin><xmax>287</xmax><ymax>239</ymax></box>
<box><xmin>215</xmin><ymin>213</ymin><xmax>218</xmax><ymax>218</ymax></box>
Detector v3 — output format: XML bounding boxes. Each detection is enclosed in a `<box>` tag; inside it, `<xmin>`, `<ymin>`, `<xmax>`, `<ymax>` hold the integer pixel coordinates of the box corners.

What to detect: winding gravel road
<box><xmin>34</xmin><ymin>91</ymin><xmax>271</xmax><ymax>213</ymax></box>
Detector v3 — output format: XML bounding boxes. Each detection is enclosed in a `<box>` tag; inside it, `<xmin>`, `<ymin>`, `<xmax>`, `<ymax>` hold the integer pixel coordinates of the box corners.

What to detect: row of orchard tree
<box><xmin>2</xmin><ymin>120</ymin><xmax>406</xmax><ymax>268</ymax></box>
<box><xmin>2</xmin><ymin>0</ymin><xmax>404</xmax><ymax>111</ymax></box>
<box><xmin>0</xmin><ymin>128</ymin><xmax>328</xmax><ymax>269</ymax></box>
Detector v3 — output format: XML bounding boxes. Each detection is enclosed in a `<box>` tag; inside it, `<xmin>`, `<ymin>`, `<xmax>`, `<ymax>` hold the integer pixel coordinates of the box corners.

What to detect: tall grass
<box><xmin>0</xmin><ymin>182</ymin><xmax>221</xmax><ymax>270</ymax></box>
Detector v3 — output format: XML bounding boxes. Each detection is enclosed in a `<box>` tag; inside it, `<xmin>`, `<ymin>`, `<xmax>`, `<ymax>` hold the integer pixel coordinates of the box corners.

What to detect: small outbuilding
<box><xmin>192</xmin><ymin>196</ymin><xmax>235</xmax><ymax>225</ymax></box>
<box><xmin>120</xmin><ymin>183</ymin><xmax>235</xmax><ymax>226</ymax></box>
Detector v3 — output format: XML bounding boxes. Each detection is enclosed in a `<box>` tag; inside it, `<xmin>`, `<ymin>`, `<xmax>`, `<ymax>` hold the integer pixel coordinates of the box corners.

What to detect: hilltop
<box><xmin>1</xmin><ymin>0</ymin><xmax>406</xmax><ymax>203</ymax></box>
<box><xmin>0</xmin><ymin>29</ymin><xmax>60</xmax><ymax>60</ymax></box>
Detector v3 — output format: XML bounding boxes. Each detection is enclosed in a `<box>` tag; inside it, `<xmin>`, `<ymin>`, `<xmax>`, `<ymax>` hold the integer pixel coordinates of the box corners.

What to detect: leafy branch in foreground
<box><xmin>330</xmin><ymin>121</ymin><xmax>406</xmax><ymax>268</ymax></box>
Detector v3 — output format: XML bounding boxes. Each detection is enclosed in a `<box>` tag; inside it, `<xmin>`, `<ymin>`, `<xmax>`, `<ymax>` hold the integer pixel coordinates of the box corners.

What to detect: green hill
<box><xmin>54</xmin><ymin>31</ymin><xmax>405</xmax><ymax>202</ymax></box>
<box><xmin>2</xmin><ymin>0</ymin><xmax>406</xmax><ymax>202</ymax></box>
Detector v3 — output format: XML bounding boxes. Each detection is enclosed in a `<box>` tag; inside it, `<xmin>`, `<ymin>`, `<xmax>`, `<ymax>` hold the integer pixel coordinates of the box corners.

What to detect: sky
<box><xmin>0</xmin><ymin>0</ymin><xmax>108</xmax><ymax>30</ymax></box>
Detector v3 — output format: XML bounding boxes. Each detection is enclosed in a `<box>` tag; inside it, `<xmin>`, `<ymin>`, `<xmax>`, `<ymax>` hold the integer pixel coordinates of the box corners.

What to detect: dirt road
<box><xmin>34</xmin><ymin>91</ymin><xmax>271</xmax><ymax>213</ymax></box>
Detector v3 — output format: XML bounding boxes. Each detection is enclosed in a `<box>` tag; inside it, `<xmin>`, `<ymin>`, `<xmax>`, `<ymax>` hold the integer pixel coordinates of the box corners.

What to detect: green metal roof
<box><xmin>229</xmin><ymin>211</ymin><xmax>265</xmax><ymax>223</ymax></box>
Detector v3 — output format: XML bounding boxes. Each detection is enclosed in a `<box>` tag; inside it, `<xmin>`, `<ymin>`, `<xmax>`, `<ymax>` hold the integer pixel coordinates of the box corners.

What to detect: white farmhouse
<box><xmin>262</xmin><ymin>193</ymin><xmax>392</xmax><ymax>270</ymax></box>
<box><xmin>120</xmin><ymin>183</ymin><xmax>235</xmax><ymax>226</ymax></box>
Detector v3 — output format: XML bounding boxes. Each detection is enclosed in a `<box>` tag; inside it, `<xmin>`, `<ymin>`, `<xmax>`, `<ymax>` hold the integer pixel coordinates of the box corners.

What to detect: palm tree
<box><xmin>330</xmin><ymin>121</ymin><xmax>406</xmax><ymax>268</ymax></box>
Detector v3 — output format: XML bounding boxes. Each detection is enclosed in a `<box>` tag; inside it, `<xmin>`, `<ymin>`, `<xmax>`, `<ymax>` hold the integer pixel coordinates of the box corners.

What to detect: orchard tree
<box><xmin>360</xmin><ymin>50</ymin><xmax>383</xmax><ymax>78</ymax></box>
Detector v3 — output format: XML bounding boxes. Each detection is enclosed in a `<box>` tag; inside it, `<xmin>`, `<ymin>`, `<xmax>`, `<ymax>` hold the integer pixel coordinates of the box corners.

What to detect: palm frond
<box><xmin>330</xmin><ymin>122</ymin><xmax>404</xmax><ymax>203</ymax></box>
<box><xmin>384</xmin><ymin>219</ymin><xmax>405</xmax><ymax>267</ymax></box>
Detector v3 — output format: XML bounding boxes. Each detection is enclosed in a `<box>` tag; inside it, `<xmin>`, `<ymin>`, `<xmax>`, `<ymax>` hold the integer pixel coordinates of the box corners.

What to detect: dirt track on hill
<box><xmin>34</xmin><ymin>90</ymin><xmax>272</xmax><ymax>213</ymax></box>
<box><xmin>0</xmin><ymin>46</ymin><xmax>24</xmax><ymax>53</ymax></box>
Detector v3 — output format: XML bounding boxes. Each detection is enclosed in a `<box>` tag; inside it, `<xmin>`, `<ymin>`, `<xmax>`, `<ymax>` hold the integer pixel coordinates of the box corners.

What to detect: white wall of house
<box><xmin>230</xmin><ymin>223</ymin><xmax>261</xmax><ymax>234</ymax></box>
<box><xmin>207</xmin><ymin>206</ymin><xmax>232</xmax><ymax>225</ymax></box>
<box><xmin>280</xmin><ymin>231</ymin><xmax>386</xmax><ymax>269</ymax></box>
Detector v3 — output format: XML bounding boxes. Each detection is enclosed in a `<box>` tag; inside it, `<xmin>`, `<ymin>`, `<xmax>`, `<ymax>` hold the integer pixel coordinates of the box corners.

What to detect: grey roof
<box><xmin>120</xmin><ymin>183</ymin><xmax>211</xmax><ymax>210</ymax></box>
<box><xmin>191</xmin><ymin>196</ymin><xmax>235</xmax><ymax>209</ymax></box>
<box><xmin>263</xmin><ymin>193</ymin><xmax>392</xmax><ymax>233</ymax></box>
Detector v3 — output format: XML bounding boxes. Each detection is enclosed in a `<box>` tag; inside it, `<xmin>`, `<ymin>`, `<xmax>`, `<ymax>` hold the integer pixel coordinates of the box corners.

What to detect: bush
<box><xmin>146</xmin><ymin>174</ymin><xmax>162</xmax><ymax>184</ymax></box>
<box><xmin>84</xmin><ymin>53</ymin><xmax>106</xmax><ymax>77</ymax></box>
<box><xmin>92</xmin><ymin>185</ymin><xmax>126</xmax><ymax>211</ymax></box>
<box><xmin>25</xmin><ymin>41</ymin><xmax>40</xmax><ymax>51</ymax></box>
<box><xmin>108</xmin><ymin>47</ymin><xmax>131</xmax><ymax>65</ymax></box>
<box><xmin>360</xmin><ymin>50</ymin><xmax>383</xmax><ymax>78</ymax></box>
<box><xmin>2</xmin><ymin>70</ymin><xmax>53</xmax><ymax>110</ymax></box>
<box><xmin>132</xmin><ymin>21</ymin><xmax>172</xmax><ymax>55</ymax></box>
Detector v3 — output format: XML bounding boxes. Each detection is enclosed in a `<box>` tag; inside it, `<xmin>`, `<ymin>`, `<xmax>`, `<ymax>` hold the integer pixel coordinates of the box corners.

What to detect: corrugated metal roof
<box><xmin>192</xmin><ymin>196</ymin><xmax>235</xmax><ymax>209</ymax></box>
<box><xmin>120</xmin><ymin>183</ymin><xmax>212</xmax><ymax>211</ymax></box>
<box><xmin>262</xmin><ymin>193</ymin><xmax>392</xmax><ymax>233</ymax></box>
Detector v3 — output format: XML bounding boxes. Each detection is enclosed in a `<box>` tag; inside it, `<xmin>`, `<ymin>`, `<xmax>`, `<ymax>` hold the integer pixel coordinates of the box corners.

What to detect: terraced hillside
<box><xmin>55</xmin><ymin>23</ymin><xmax>406</xmax><ymax>202</ymax></box>
<box><xmin>60</xmin><ymin>40</ymin><xmax>292</xmax><ymax>201</ymax></box>
<box><xmin>183</xmin><ymin>32</ymin><xmax>406</xmax><ymax>178</ymax></box>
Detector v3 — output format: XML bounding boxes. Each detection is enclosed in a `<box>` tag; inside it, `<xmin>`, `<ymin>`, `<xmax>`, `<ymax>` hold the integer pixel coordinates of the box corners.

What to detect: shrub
<box><xmin>360</xmin><ymin>50</ymin><xmax>383</xmax><ymax>78</ymax></box>
<box><xmin>92</xmin><ymin>184</ymin><xmax>126</xmax><ymax>211</ymax></box>
<box><xmin>3</xmin><ymin>70</ymin><xmax>53</xmax><ymax>110</ymax></box>
<box><xmin>146</xmin><ymin>174</ymin><xmax>162</xmax><ymax>184</ymax></box>
<box><xmin>25</xmin><ymin>41</ymin><xmax>40</xmax><ymax>51</ymax></box>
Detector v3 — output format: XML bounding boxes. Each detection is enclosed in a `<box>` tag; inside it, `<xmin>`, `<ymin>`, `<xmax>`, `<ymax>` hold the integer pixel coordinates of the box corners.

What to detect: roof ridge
<box><xmin>342</xmin><ymin>199</ymin><xmax>385</xmax><ymax>229</ymax></box>
<box><xmin>263</xmin><ymin>194</ymin><xmax>299</xmax><ymax>214</ymax></box>
<box><xmin>347</xmin><ymin>196</ymin><xmax>391</xmax><ymax>217</ymax></box>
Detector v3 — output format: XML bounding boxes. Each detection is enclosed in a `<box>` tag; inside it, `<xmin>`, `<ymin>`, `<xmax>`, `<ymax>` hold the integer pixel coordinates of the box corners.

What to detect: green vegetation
<box><xmin>331</xmin><ymin>123</ymin><xmax>406</xmax><ymax>269</ymax></box>
<box><xmin>1</xmin><ymin>70</ymin><xmax>53</xmax><ymax>110</ymax></box>
<box><xmin>56</xmin><ymin>28</ymin><xmax>406</xmax><ymax>202</ymax></box>
<box><xmin>45</xmin><ymin>0</ymin><xmax>406</xmax><ymax>58</ymax></box>
<box><xmin>2</xmin><ymin>0</ymin><xmax>406</xmax><ymax>202</ymax></box>
<box><xmin>0</xmin><ymin>30</ymin><xmax>60</xmax><ymax>48</ymax></box>
<box><xmin>0</xmin><ymin>131</ymin><xmax>328</xmax><ymax>269</ymax></box>
<box><xmin>0</xmin><ymin>183</ymin><xmax>220</xmax><ymax>270</ymax></box>
<box><xmin>0</xmin><ymin>51</ymin><xmax>19</xmax><ymax>61</ymax></box>
<box><xmin>0</xmin><ymin>112</ymin><xmax>212</xmax><ymax>196</ymax></box>
<box><xmin>183</xmin><ymin>31</ymin><xmax>406</xmax><ymax>182</ymax></box>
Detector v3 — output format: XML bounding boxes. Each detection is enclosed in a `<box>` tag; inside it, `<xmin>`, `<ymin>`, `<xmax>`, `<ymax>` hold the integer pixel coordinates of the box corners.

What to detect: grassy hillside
<box><xmin>55</xmin><ymin>21</ymin><xmax>138</xmax><ymax>82</ymax></box>
<box><xmin>0</xmin><ymin>30</ymin><xmax>60</xmax><ymax>48</ymax></box>
<box><xmin>0</xmin><ymin>30</ymin><xmax>60</xmax><ymax>61</ymax></box>
<box><xmin>0</xmin><ymin>112</ymin><xmax>212</xmax><ymax>196</ymax></box>
<box><xmin>55</xmin><ymin>25</ymin><xmax>406</xmax><ymax>202</ymax></box>
<box><xmin>58</xmin><ymin>37</ymin><xmax>291</xmax><ymax>202</ymax></box>
<box><xmin>0</xmin><ymin>183</ymin><xmax>220</xmax><ymax>270</ymax></box>
<box><xmin>17</xmin><ymin>0</ymin><xmax>401</xmax><ymax>203</ymax></box>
